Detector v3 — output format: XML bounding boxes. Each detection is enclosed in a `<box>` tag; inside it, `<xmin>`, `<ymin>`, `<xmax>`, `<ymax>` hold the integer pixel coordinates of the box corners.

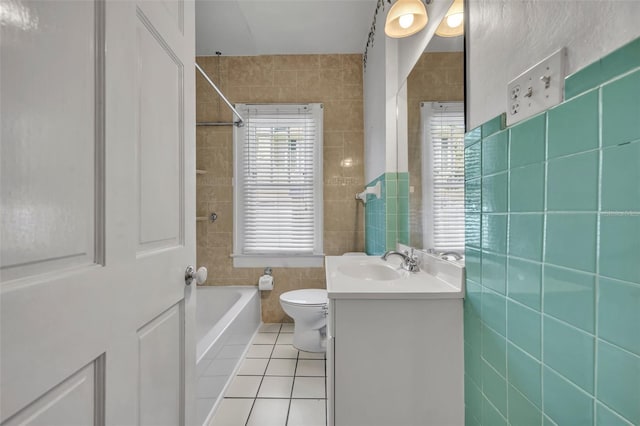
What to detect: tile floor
<box><xmin>209</xmin><ymin>323</ymin><xmax>327</xmax><ymax>426</ymax></box>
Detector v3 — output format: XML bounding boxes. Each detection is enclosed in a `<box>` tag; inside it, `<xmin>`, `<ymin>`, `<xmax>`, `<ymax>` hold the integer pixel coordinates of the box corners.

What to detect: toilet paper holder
<box><xmin>264</xmin><ymin>267</ymin><xmax>272</xmax><ymax>276</ymax></box>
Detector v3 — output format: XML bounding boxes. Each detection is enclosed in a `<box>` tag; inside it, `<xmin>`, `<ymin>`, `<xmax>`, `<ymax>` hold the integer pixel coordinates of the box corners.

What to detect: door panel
<box><xmin>0</xmin><ymin>0</ymin><xmax>99</xmax><ymax>282</ymax></box>
<box><xmin>1</xmin><ymin>0</ymin><xmax>196</xmax><ymax>424</ymax></box>
<box><xmin>3</xmin><ymin>357</ymin><xmax>104</xmax><ymax>426</ymax></box>
<box><xmin>136</xmin><ymin>10</ymin><xmax>183</xmax><ymax>252</ymax></box>
<box><xmin>138</xmin><ymin>303</ymin><xmax>183</xmax><ymax>426</ymax></box>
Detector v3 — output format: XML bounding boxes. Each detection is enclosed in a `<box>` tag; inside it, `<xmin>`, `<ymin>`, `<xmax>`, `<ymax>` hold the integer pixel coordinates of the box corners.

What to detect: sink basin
<box><xmin>337</xmin><ymin>262</ymin><xmax>402</xmax><ymax>281</ymax></box>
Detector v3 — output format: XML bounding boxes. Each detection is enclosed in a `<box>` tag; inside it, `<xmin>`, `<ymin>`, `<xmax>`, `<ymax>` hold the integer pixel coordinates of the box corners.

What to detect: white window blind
<box><xmin>233</xmin><ymin>104</ymin><xmax>323</xmax><ymax>266</ymax></box>
<box><xmin>422</xmin><ymin>102</ymin><xmax>465</xmax><ymax>252</ymax></box>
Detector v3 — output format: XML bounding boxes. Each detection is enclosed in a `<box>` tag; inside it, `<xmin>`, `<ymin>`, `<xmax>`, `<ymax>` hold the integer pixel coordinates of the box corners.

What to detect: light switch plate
<box><xmin>507</xmin><ymin>48</ymin><xmax>567</xmax><ymax>126</ymax></box>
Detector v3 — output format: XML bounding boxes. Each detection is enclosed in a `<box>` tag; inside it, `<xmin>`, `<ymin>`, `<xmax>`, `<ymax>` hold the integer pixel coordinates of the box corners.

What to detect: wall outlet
<box><xmin>507</xmin><ymin>48</ymin><xmax>567</xmax><ymax>126</ymax></box>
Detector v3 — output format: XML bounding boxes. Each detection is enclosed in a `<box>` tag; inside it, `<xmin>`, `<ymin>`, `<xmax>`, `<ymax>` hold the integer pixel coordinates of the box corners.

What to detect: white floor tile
<box><xmin>246</xmin><ymin>344</ymin><xmax>274</xmax><ymax>359</ymax></box>
<box><xmin>257</xmin><ymin>376</ymin><xmax>294</xmax><ymax>398</ymax></box>
<box><xmin>238</xmin><ymin>358</ymin><xmax>269</xmax><ymax>376</ymax></box>
<box><xmin>246</xmin><ymin>399</ymin><xmax>290</xmax><ymax>426</ymax></box>
<box><xmin>197</xmin><ymin>376</ymin><xmax>228</xmax><ymax>398</ymax></box>
<box><xmin>209</xmin><ymin>398</ymin><xmax>254</xmax><ymax>426</ymax></box>
<box><xmin>276</xmin><ymin>333</ymin><xmax>294</xmax><ymax>345</ymax></box>
<box><xmin>298</xmin><ymin>350</ymin><xmax>325</xmax><ymax>360</ymax></box>
<box><xmin>266</xmin><ymin>358</ymin><xmax>297</xmax><ymax>376</ymax></box>
<box><xmin>224</xmin><ymin>375</ymin><xmax>262</xmax><ymax>398</ymax></box>
<box><xmin>253</xmin><ymin>333</ymin><xmax>278</xmax><ymax>345</ymax></box>
<box><xmin>280</xmin><ymin>323</ymin><xmax>294</xmax><ymax>333</ymax></box>
<box><xmin>292</xmin><ymin>377</ymin><xmax>326</xmax><ymax>399</ymax></box>
<box><xmin>295</xmin><ymin>360</ymin><xmax>325</xmax><ymax>377</ymax></box>
<box><xmin>260</xmin><ymin>323</ymin><xmax>282</xmax><ymax>333</ymax></box>
<box><xmin>287</xmin><ymin>399</ymin><xmax>326</xmax><ymax>426</ymax></box>
<box><xmin>203</xmin><ymin>358</ymin><xmax>238</xmax><ymax>377</ymax></box>
<box><xmin>272</xmin><ymin>345</ymin><xmax>299</xmax><ymax>359</ymax></box>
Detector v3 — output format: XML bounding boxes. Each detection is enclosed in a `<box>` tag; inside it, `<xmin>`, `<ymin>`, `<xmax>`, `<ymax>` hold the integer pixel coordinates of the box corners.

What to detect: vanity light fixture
<box><xmin>384</xmin><ymin>0</ymin><xmax>428</xmax><ymax>38</ymax></box>
<box><xmin>435</xmin><ymin>0</ymin><xmax>464</xmax><ymax>37</ymax></box>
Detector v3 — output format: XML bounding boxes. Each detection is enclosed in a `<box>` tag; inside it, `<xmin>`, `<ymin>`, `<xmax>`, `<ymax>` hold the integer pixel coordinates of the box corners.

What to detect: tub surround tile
<box><xmin>481</xmin><ymin>214</ymin><xmax>507</xmax><ymax>254</ymax></box>
<box><xmin>481</xmin><ymin>252</ymin><xmax>507</xmax><ymax>294</ymax></box>
<box><xmin>482</xmin><ymin>288</ymin><xmax>506</xmax><ymax>336</ymax></box>
<box><xmin>465</xmin><ymin>143</ymin><xmax>482</xmax><ymax>181</ymax></box>
<box><xmin>482</xmin><ymin>396</ymin><xmax>507</xmax><ymax>426</ymax></box>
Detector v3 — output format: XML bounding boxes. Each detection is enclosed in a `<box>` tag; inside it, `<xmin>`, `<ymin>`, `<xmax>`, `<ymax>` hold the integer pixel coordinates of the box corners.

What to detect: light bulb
<box><xmin>398</xmin><ymin>13</ymin><xmax>414</xmax><ymax>29</ymax></box>
<box><xmin>446</xmin><ymin>12</ymin><xmax>463</xmax><ymax>28</ymax></box>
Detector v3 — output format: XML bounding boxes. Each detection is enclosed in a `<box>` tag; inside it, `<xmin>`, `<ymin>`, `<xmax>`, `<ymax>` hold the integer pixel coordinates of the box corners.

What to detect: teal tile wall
<box><xmin>364</xmin><ymin>172</ymin><xmax>407</xmax><ymax>254</ymax></box>
<box><xmin>364</xmin><ymin>174</ymin><xmax>386</xmax><ymax>255</ymax></box>
<box><xmin>464</xmin><ymin>38</ymin><xmax>640</xmax><ymax>426</ymax></box>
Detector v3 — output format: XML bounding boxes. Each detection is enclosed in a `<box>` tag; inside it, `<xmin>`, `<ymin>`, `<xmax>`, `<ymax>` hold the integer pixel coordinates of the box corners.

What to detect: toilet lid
<box><xmin>280</xmin><ymin>289</ymin><xmax>328</xmax><ymax>306</ymax></box>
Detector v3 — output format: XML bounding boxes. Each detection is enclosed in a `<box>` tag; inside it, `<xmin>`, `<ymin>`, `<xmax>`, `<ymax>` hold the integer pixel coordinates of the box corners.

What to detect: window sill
<box><xmin>232</xmin><ymin>254</ymin><xmax>325</xmax><ymax>268</ymax></box>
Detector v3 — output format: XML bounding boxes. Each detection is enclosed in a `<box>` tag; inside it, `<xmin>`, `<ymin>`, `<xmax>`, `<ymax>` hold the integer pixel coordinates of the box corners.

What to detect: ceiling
<box><xmin>195</xmin><ymin>0</ymin><xmax>379</xmax><ymax>56</ymax></box>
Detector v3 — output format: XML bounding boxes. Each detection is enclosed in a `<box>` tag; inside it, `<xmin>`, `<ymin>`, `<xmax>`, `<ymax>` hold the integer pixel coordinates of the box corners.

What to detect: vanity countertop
<box><xmin>325</xmin><ymin>255</ymin><xmax>465</xmax><ymax>300</ymax></box>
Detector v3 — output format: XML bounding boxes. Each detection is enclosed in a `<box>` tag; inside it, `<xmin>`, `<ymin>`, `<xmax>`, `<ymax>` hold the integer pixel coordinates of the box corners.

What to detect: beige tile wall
<box><xmin>196</xmin><ymin>54</ymin><xmax>365</xmax><ymax>323</ymax></box>
<box><xmin>406</xmin><ymin>52</ymin><xmax>464</xmax><ymax>247</ymax></box>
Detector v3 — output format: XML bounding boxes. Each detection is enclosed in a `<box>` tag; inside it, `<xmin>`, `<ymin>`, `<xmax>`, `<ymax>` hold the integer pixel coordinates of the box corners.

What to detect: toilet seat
<box><xmin>280</xmin><ymin>289</ymin><xmax>327</xmax><ymax>306</ymax></box>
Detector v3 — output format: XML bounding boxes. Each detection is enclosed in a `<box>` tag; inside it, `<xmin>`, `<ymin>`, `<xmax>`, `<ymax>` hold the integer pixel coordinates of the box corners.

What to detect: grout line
<box><xmin>594</xmin><ymin>84</ymin><xmax>604</xmax><ymax>417</ymax></box>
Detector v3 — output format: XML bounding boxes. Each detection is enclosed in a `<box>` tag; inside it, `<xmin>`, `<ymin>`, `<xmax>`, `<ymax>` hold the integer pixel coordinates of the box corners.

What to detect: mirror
<box><xmin>396</xmin><ymin>34</ymin><xmax>465</xmax><ymax>252</ymax></box>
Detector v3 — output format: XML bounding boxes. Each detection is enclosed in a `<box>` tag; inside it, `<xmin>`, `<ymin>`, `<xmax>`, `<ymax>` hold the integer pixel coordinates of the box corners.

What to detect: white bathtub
<box><xmin>196</xmin><ymin>286</ymin><xmax>261</xmax><ymax>426</ymax></box>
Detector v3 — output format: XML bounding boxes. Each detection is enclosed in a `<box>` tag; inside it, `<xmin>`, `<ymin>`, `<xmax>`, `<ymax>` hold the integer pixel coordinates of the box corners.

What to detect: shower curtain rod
<box><xmin>195</xmin><ymin>62</ymin><xmax>244</xmax><ymax>127</ymax></box>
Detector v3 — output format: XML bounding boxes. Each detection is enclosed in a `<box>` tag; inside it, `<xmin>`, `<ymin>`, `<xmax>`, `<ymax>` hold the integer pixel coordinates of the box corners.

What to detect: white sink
<box><xmin>326</xmin><ymin>254</ymin><xmax>464</xmax><ymax>300</ymax></box>
<box><xmin>337</xmin><ymin>262</ymin><xmax>403</xmax><ymax>281</ymax></box>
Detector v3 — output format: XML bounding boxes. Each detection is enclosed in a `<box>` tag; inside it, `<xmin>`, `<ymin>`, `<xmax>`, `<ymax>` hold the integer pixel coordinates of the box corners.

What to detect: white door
<box><xmin>0</xmin><ymin>0</ymin><xmax>196</xmax><ymax>424</ymax></box>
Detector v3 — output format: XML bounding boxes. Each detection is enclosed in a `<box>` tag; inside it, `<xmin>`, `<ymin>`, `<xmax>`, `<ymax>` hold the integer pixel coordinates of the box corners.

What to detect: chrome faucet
<box><xmin>381</xmin><ymin>249</ymin><xmax>420</xmax><ymax>272</ymax></box>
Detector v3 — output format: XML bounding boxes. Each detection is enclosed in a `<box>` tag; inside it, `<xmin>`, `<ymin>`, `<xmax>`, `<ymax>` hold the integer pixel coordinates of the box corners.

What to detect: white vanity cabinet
<box><xmin>325</xmin><ymin>255</ymin><xmax>465</xmax><ymax>426</ymax></box>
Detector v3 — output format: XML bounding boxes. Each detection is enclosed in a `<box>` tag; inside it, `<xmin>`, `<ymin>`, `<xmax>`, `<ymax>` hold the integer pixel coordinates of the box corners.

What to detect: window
<box><xmin>233</xmin><ymin>104</ymin><xmax>323</xmax><ymax>267</ymax></box>
<box><xmin>421</xmin><ymin>102</ymin><xmax>465</xmax><ymax>252</ymax></box>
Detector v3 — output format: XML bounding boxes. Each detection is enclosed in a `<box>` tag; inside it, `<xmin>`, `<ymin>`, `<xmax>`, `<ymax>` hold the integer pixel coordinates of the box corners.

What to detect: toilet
<box><xmin>279</xmin><ymin>253</ymin><xmax>366</xmax><ymax>353</ymax></box>
<box><xmin>279</xmin><ymin>289</ymin><xmax>328</xmax><ymax>352</ymax></box>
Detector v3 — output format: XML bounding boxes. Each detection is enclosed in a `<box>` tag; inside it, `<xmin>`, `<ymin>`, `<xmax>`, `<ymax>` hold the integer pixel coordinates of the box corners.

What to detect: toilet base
<box><xmin>293</xmin><ymin>325</ymin><xmax>327</xmax><ymax>353</ymax></box>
